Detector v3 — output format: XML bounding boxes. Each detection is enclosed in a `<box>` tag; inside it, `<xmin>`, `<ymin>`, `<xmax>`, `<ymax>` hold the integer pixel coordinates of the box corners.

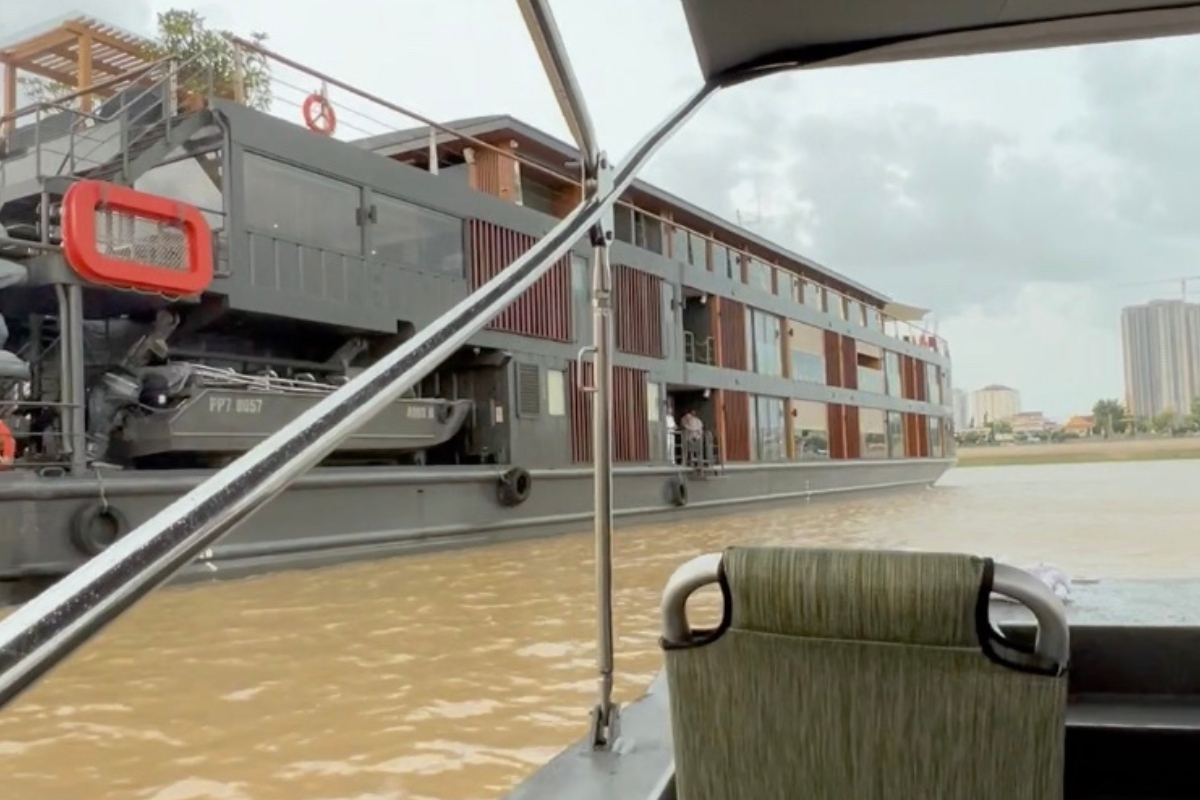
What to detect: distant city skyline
<box><xmin>1121</xmin><ymin>299</ymin><xmax>1200</xmax><ymax>418</ymax></box>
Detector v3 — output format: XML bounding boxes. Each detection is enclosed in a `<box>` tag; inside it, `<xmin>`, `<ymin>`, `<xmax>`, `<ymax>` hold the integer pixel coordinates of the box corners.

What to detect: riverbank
<box><xmin>955</xmin><ymin>436</ymin><xmax>1200</xmax><ymax>467</ymax></box>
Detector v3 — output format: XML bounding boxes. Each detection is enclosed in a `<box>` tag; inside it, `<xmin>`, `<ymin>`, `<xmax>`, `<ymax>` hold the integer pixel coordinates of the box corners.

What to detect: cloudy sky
<box><xmin>6</xmin><ymin>0</ymin><xmax>1200</xmax><ymax>419</ymax></box>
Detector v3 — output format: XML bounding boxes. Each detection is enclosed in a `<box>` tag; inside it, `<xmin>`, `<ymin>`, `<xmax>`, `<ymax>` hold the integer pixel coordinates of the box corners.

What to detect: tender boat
<box><xmin>3</xmin><ymin>1</ymin><xmax>1200</xmax><ymax>799</ymax></box>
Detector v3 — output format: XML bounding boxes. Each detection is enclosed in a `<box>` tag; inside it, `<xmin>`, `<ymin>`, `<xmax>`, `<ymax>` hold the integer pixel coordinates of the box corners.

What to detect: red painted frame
<box><xmin>61</xmin><ymin>180</ymin><xmax>214</xmax><ymax>296</ymax></box>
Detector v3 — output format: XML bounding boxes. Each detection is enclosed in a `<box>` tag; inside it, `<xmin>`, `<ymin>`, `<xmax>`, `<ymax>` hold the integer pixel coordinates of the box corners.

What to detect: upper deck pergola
<box><xmin>0</xmin><ymin>15</ymin><xmax>153</xmax><ymax>132</ymax></box>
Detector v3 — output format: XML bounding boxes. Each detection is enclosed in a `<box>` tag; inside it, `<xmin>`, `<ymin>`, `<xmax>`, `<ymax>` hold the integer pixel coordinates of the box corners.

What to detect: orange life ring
<box><xmin>302</xmin><ymin>93</ymin><xmax>337</xmax><ymax>136</ymax></box>
<box><xmin>0</xmin><ymin>420</ymin><xmax>14</xmax><ymax>469</ymax></box>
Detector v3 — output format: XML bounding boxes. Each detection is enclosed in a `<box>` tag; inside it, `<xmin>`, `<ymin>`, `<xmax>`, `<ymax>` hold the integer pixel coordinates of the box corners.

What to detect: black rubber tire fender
<box><xmin>70</xmin><ymin>502</ymin><xmax>128</xmax><ymax>557</ymax></box>
<box><xmin>667</xmin><ymin>475</ymin><xmax>689</xmax><ymax>507</ymax></box>
<box><xmin>497</xmin><ymin>466</ymin><xmax>533</xmax><ymax>507</ymax></box>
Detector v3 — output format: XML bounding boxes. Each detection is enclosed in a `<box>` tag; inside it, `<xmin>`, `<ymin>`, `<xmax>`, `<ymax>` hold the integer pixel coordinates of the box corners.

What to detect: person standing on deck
<box><xmin>681</xmin><ymin>409</ymin><xmax>704</xmax><ymax>466</ymax></box>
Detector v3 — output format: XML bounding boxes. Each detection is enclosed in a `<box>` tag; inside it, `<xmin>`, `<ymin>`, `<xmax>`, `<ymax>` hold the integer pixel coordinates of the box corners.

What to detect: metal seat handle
<box><xmin>661</xmin><ymin>553</ymin><xmax>723</xmax><ymax>645</ymax></box>
<box><xmin>990</xmin><ymin>562</ymin><xmax>1071</xmax><ymax>669</ymax></box>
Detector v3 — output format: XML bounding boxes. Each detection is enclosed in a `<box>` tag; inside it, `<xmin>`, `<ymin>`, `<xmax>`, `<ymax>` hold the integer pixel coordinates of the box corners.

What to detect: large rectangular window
<box><xmin>712</xmin><ymin>244</ymin><xmax>731</xmax><ymax>277</ymax></box>
<box><xmin>887</xmin><ymin>411</ymin><xmax>904</xmax><ymax>458</ymax></box>
<box><xmin>634</xmin><ymin>210</ymin><xmax>664</xmax><ymax>255</ymax></box>
<box><xmin>746</xmin><ymin>258</ymin><xmax>772</xmax><ymax>292</ymax></box>
<box><xmin>787</xmin><ymin>320</ymin><xmax>825</xmax><ymax>384</ymax></box>
<box><xmin>860</xmin><ymin>407</ymin><xmax>887</xmax><ymax>459</ymax></box>
<box><xmin>243</xmin><ymin>153</ymin><xmax>362</xmax><ymax>254</ymax></box>
<box><xmin>885</xmin><ymin>351</ymin><xmax>903</xmax><ymax>397</ymax></box>
<box><xmin>748</xmin><ymin>309</ymin><xmax>783</xmax><ymax>377</ymax></box>
<box><xmin>751</xmin><ymin>395</ymin><xmax>786</xmax><ymax>461</ymax></box>
<box><xmin>803</xmin><ymin>280</ymin><xmax>824</xmax><ymax>312</ymax></box>
<box><xmin>925</xmin><ymin>363</ymin><xmax>942</xmax><ymax>405</ymax></box>
<box><xmin>856</xmin><ymin>342</ymin><xmax>885</xmax><ymax>394</ymax></box>
<box><xmin>370</xmin><ymin>194</ymin><xmax>463</xmax><ymax>276</ymax></box>
<box><xmin>790</xmin><ymin>399</ymin><xmax>828</xmax><ymax>459</ymax></box>
<box><xmin>928</xmin><ymin>415</ymin><xmax>943</xmax><ymax>457</ymax></box>
<box><xmin>614</xmin><ymin>205</ymin><xmax>634</xmax><ymax>245</ymax></box>
<box><xmin>688</xmin><ymin>232</ymin><xmax>708</xmax><ymax>269</ymax></box>
<box><xmin>671</xmin><ymin>225</ymin><xmax>688</xmax><ymax>263</ymax></box>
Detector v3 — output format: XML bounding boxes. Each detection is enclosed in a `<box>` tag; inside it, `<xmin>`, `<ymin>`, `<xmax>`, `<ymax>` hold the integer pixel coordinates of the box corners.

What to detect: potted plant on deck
<box><xmin>142</xmin><ymin>10</ymin><xmax>273</xmax><ymax>112</ymax></box>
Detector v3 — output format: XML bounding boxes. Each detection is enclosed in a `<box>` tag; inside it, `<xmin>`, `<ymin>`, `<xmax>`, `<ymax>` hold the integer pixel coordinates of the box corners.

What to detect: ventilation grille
<box><xmin>517</xmin><ymin>362</ymin><xmax>541</xmax><ymax>417</ymax></box>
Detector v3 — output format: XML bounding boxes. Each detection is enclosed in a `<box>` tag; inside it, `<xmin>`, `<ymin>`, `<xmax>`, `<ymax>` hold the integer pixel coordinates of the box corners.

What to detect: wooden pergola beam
<box><xmin>77</xmin><ymin>33</ymin><xmax>93</xmax><ymax>112</ymax></box>
<box><xmin>64</xmin><ymin>20</ymin><xmax>146</xmax><ymax>60</ymax></box>
<box><xmin>0</xmin><ymin>29</ymin><xmax>76</xmax><ymax>65</ymax></box>
<box><xmin>2</xmin><ymin>64</ymin><xmax>16</xmax><ymax>135</ymax></box>
<box><xmin>0</xmin><ymin>58</ymin><xmax>79</xmax><ymax>90</ymax></box>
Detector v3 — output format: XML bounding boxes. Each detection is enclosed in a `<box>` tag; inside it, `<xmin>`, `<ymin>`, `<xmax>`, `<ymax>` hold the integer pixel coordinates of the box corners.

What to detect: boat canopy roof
<box><xmin>679</xmin><ymin>0</ymin><xmax>1200</xmax><ymax>84</ymax></box>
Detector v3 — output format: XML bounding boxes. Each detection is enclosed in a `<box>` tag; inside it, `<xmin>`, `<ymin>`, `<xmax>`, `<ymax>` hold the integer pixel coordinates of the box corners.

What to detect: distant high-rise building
<box><xmin>971</xmin><ymin>385</ymin><xmax>1020</xmax><ymax>426</ymax></box>
<box><xmin>952</xmin><ymin>388</ymin><xmax>969</xmax><ymax>430</ymax></box>
<box><xmin>1120</xmin><ymin>300</ymin><xmax>1200</xmax><ymax>418</ymax></box>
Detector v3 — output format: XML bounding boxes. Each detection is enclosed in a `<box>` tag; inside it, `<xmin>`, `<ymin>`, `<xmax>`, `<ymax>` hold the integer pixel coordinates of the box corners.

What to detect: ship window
<box><xmin>546</xmin><ymin>369</ymin><xmax>566</xmax><ymax>417</ymax></box>
<box><xmin>370</xmin><ymin>193</ymin><xmax>464</xmax><ymax>276</ymax></box>
<box><xmin>516</xmin><ymin>362</ymin><xmax>541</xmax><ymax>417</ymax></box>
<box><xmin>856</xmin><ymin>343</ymin><xmax>885</xmax><ymax>394</ymax></box>
<box><xmin>789</xmin><ymin>399</ymin><xmax>828</xmax><ymax>460</ymax></box>
<box><xmin>634</xmin><ymin>210</ymin><xmax>664</xmax><ymax>255</ymax></box>
<box><xmin>746</xmin><ymin>258</ymin><xmax>772</xmax><ymax>292</ymax></box>
<box><xmin>885</xmin><ymin>351</ymin><xmax>903</xmax><ymax>397</ymax></box>
<box><xmin>830</xmin><ymin>293</ymin><xmax>847</xmax><ymax>320</ymax></box>
<box><xmin>520</xmin><ymin>174</ymin><xmax>560</xmax><ymax>216</ymax></box>
<box><xmin>787</xmin><ymin>320</ymin><xmax>825</xmax><ymax>384</ymax></box>
<box><xmin>614</xmin><ymin>205</ymin><xmax>634</xmax><ymax>245</ymax></box>
<box><xmin>712</xmin><ymin>244</ymin><xmax>730</xmax><ymax>277</ymax></box>
<box><xmin>845</xmin><ymin>299</ymin><xmax>864</xmax><ymax>326</ymax></box>
<box><xmin>750</xmin><ymin>395</ymin><xmax>786</xmax><ymax>461</ymax></box>
<box><xmin>927</xmin><ymin>415</ymin><xmax>943</xmax><ymax>457</ymax></box>
<box><xmin>887</xmin><ymin>411</ymin><xmax>904</xmax><ymax>458</ymax></box>
<box><xmin>803</xmin><ymin>280</ymin><xmax>824</xmax><ymax>312</ymax></box>
<box><xmin>688</xmin><ymin>232</ymin><xmax>707</xmax><ymax>269</ymax></box>
<box><xmin>647</xmin><ymin>380</ymin><xmax>660</xmax><ymax>422</ymax></box>
<box><xmin>671</xmin><ymin>225</ymin><xmax>689</xmax><ymax>263</ymax></box>
<box><xmin>748</xmin><ymin>309</ymin><xmax>783</xmax><ymax>377</ymax></box>
<box><xmin>242</xmin><ymin>153</ymin><xmax>362</xmax><ymax>254</ymax></box>
<box><xmin>860</xmin><ymin>408</ymin><xmax>887</xmax><ymax>459</ymax></box>
<box><xmin>864</xmin><ymin>305</ymin><xmax>881</xmax><ymax>330</ymax></box>
<box><xmin>571</xmin><ymin>254</ymin><xmax>589</xmax><ymax>343</ymax></box>
<box><xmin>925</xmin><ymin>363</ymin><xmax>942</xmax><ymax>404</ymax></box>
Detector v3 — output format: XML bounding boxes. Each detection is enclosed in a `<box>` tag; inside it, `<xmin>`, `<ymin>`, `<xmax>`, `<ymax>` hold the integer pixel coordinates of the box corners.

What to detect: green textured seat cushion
<box><xmin>667</xmin><ymin>630</ymin><xmax>1066</xmax><ymax>800</ymax></box>
<box><xmin>664</xmin><ymin>547</ymin><xmax>1067</xmax><ymax>800</ymax></box>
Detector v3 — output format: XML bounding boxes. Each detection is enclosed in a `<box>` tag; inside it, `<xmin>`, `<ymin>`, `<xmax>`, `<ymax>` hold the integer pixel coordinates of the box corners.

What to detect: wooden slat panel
<box><xmin>568</xmin><ymin>360</ymin><xmax>593</xmax><ymax>463</ymax></box>
<box><xmin>917</xmin><ymin>414</ymin><xmax>930</xmax><ymax>457</ymax></box>
<box><xmin>823</xmin><ymin>330</ymin><xmax>842</xmax><ymax>386</ymax></box>
<box><xmin>468</xmin><ymin>219</ymin><xmax>571</xmax><ymax>342</ymax></box>
<box><xmin>827</xmin><ymin>403</ymin><xmax>846</xmax><ymax>459</ymax></box>
<box><xmin>614</xmin><ymin>264</ymin><xmax>664</xmax><ymax>358</ymax></box>
<box><xmin>613</xmin><ymin>366</ymin><xmax>650</xmax><ymax>461</ymax></box>
<box><xmin>844</xmin><ymin>404</ymin><xmax>861</xmax><ymax>459</ymax></box>
<box><xmin>903</xmin><ymin>412</ymin><xmax>921</xmax><ymax>457</ymax></box>
<box><xmin>722</xmin><ymin>389</ymin><xmax>751</xmax><ymax>461</ymax></box>
<box><xmin>719</xmin><ymin>300</ymin><xmax>748</xmax><ymax>370</ymax></box>
<box><xmin>914</xmin><ymin>359</ymin><xmax>928</xmax><ymax>402</ymax></box>
<box><xmin>567</xmin><ymin>362</ymin><xmax>648</xmax><ymax>463</ymax></box>
<box><xmin>840</xmin><ymin>335</ymin><xmax>858</xmax><ymax>390</ymax></box>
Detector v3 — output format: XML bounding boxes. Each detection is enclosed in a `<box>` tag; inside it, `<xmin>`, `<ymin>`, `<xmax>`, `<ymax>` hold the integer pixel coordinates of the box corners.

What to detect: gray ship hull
<box><xmin>0</xmin><ymin>458</ymin><xmax>952</xmax><ymax>603</ymax></box>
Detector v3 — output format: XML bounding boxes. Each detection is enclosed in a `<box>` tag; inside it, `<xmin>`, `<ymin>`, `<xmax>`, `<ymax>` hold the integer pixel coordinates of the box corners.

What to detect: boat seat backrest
<box><xmin>662</xmin><ymin>547</ymin><xmax>1068</xmax><ymax>800</ymax></box>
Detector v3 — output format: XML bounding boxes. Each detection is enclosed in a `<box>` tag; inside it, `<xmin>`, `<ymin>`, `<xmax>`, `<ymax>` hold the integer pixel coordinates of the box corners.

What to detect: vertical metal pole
<box><xmin>514</xmin><ymin>0</ymin><xmax>620</xmax><ymax>748</ymax></box>
<box><xmin>589</xmin><ymin>233</ymin><xmax>617</xmax><ymax>745</ymax></box>
<box><xmin>66</xmin><ymin>284</ymin><xmax>87</xmax><ymax>474</ymax></box>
